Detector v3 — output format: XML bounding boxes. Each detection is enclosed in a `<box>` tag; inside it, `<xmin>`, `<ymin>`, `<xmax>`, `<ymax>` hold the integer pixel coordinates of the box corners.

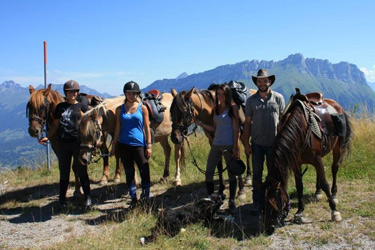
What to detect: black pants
<box><xmin>55</xmin><ymin>140</ymin><xmax>90</xmax><ymax>200</ymax></box>
<box><xmin>118</xmin><ymin>143</ymin><xmax>150</xmax><ymax>199</ymax></box>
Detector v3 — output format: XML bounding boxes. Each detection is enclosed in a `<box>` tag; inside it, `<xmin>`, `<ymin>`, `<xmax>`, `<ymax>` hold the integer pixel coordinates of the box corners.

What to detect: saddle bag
<box><xmin>331</xmin><ymin>113</ymin><xmax>346</xmax><ymax>137</ymax></box>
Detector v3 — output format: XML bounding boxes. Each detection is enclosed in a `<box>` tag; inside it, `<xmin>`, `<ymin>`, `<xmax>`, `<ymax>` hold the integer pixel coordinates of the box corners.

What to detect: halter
<box><xmin>171</xmin><ymin>91</ymin><xmax>203</xmax><ymax>135</ymax></box>
<box><xmin>26</xmin><ymin>96</ymin><xmax>50</xmax><ymax>138</ymax></box>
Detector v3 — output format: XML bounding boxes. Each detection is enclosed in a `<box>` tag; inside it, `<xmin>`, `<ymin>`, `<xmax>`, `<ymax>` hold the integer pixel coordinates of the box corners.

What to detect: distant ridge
<box><xmin>143</xmin><ymin>53</ymin><xmax>374</xmax><ymax>112</ymax></box>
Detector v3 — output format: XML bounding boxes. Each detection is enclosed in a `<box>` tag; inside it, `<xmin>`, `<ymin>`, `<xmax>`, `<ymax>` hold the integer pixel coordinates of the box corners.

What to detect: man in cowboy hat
<box><xmin>241</xmin><ymin>69</ymin><xmax>285</xmax><ymax>214</ymax></box>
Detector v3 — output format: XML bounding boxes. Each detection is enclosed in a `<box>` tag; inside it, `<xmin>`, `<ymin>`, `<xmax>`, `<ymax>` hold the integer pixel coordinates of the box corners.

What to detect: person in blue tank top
<box><xmin>111</xmin><ymin>81</ymin><xmax>152</xmax><ymax>207</ymax></box>
<box><xmin>194</xmin><ymin>84</ymin><xmax>241</xmax><ymax>214</ymax></box>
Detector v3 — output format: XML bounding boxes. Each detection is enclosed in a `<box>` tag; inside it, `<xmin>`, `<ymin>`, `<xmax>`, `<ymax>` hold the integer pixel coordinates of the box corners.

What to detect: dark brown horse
<box><xmin>79</xmin><ymin>93</ymin><xmax>185</xmax><ymax>186</ymax></box>
<box><xmin>170</xmin><ymin>87</ymin><xmax>255</xmax><ymax>198</ymax></box>
<box><xmin>262</xmin><ymin>90</ymin><xmax>352</xmax><ymax>234</ymax></box>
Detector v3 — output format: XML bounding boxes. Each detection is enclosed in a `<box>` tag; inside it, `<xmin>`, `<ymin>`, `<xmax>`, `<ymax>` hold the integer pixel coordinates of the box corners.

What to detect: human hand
<box><xmin>244</xmin><ymin>144</ymin><xmax>252</xmax><ymax>156</ymax></box>
<box><xmin>145</xmin><ymin>148</ymin><xmax>152</xmax><ymax>159</ymax></box>
<box><xmin>38</xmin><ymin>137</ymin><xmax>48</xmax><ymax>146</ymax></box>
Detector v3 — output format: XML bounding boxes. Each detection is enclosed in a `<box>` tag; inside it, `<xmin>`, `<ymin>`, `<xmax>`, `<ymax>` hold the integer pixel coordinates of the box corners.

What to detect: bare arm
<box><xmin>142</xmin><ymin>104</ymin><xmax>152</xmax><ymax>159</ymax></box>
<box><xmin>194</xmin><ymin>118</ymin><xmax>215</xmax><ymax>132</ymax></box>
<box><xmin>110</xmin><ymin>106</ymin><xmax>121</xmax><ymax>156</ymax></box>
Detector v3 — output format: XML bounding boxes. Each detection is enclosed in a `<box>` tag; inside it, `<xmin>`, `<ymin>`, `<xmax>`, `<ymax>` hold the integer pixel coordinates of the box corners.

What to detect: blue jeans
<box><xmin>252</xmin><ymin>142</ymin><xmax>273</xmax><ymax>208</ymax></box>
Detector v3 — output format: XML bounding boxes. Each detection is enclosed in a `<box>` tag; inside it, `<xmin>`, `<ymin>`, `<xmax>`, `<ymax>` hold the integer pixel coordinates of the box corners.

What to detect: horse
<box><xmin>79</xmin><ymin>92</ymin><xmax>185</xmax><ymax>186</ymax></box>
<box><xmin>170</xmin><ymin>87</ymin><xmax>256</xmax><ymax>199</ymax></box>
<box><xmin>26</xmin><ymin>84</ymin><xmax>82</xmax><ymax>194</ymax></box>
<box><xmin>79</xmin><ymin>96</ymin><xmax>125</xmax><ymax>184</ymax></box>
<box><xmin>261</xmin><ymin>89</ymin><xmax>352</xmax><ymax>234</ymax></box>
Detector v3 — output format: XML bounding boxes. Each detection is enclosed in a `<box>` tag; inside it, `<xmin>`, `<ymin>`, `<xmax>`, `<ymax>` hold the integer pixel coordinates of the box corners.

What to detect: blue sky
<box><xmin>1</xmin><ymin>0</ymin><xmax>374</xmax><ymax>95</ymax></box>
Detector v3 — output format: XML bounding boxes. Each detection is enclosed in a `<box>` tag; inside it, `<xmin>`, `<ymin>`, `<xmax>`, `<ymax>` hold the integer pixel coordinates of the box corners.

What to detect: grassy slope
<box><xmin>0</xmin><ymin>114</ymin><xmax>374</xmax><ymax>249</ymax></box>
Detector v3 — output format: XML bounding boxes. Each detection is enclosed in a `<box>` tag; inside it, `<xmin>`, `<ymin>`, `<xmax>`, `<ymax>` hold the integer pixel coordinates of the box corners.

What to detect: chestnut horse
<box><xmin>79</xmin><ymin>93</ymin><xmax>185</xmax><ymax>186</ymax></box>
<box><xmin>27</xmin><ymin>84</ymin><xmax>82</xmax><ymax>194</ymax></box>
<box><xmin>262</xmin><ymin>90</ymin><xmax>352</xmax><ymax>234</ymax></box>
<box><xmin>170</xmin><ymin>87</ymin><xmax>256</xmax><ymax>198</ymax></box>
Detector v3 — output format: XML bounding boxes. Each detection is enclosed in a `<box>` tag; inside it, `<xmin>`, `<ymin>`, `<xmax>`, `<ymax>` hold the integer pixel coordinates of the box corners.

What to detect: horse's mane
<box><xmin>29</xmin><ymin>88</ymin><xmax>64</xmax><ymax>109</ymax></box>
<box><xmin>273</xmin><ymin>103</ymin><xmax>307</xmax><ymax>186</ymax></box>
<box><xmin>80</xmin><ymin>96</ymin><xmax>124</xmax><ymax>137</ymax></box>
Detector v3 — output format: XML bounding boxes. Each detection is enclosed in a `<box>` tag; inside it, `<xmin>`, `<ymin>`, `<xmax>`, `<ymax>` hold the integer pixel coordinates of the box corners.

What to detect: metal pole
<box><xmin>44</xmin><ymin>41</ymin><xmax>51</xmax><ymax>171</ymax></box>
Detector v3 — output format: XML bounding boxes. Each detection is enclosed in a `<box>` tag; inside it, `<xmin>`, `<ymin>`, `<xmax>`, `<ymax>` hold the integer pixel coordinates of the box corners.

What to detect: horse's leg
<box><xmin>245</xmin><ymin>154</ymin><xmax>252</xmax><ymax>185</ymax></box>
<box><xmin>174</xmin><ymin>143</ymin><xmax>183</xmax><ymax>187</ymax></box>
<box><xmin>74</xmin><ymin>173</ymin><xmax>82</xmax><ymax>196</ymax></box>
<box><xmin>217</xmin><ymin>160</ymin><xmax>226</xmax><ymax>200</ymax></box>
<box><xmin>237</xmin><ymin>175</ymin><xmax>246</xmax><ymax>198</ymax></box>
<box><xmin>100</xmin><ymin>146</ymin><xmax>110</xmax><ymax>185</ymax></box>
<box><xmin>315</xmin><ymin>156</ymin><xmax>342</xmax><ymax>222</ymax></box>
<box><xmin>114</xmin><ymin>156</ymin><xmax>121</xmax><ymax>183</ymax></box>
<box><xmin>315</xmin><ymin>171</ymin><xmax>323</xmax><ymax>200</ymax></box>
<box><xmin>293</xmin><ymin>165</ymin><xmax>305</xmax><ymax>223</ymax></box>
<box><xmin>159</xmin><ymin>137</ymin><xmax>174</xmax><ymax>185</ymax></box>
<box><xmin>330</xmin><ymin>142</ymin><xmax>342</xmax><ymax>205</ymax></box>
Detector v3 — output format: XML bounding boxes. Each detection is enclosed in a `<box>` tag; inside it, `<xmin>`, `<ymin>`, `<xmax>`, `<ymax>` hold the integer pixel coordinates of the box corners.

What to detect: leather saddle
<box><xmin>292</xmin><ymin>88</ymin><xmax>345</xmax><ymax>137</ymax></box>
<box><xmin>140</xmin><ymin>90</ymin><xmax>166</xmax><ymax>123</ymax></box>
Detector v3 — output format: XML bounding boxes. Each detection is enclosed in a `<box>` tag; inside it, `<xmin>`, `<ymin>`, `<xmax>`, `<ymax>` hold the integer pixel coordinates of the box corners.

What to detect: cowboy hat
<box><xmin>251</xmin><ymin>69</ymin><xmax>276</xmax><ymax>86</ymax></box>
<box><xmin>227</xmin><ymin>157</ymin><xmax>246</xmax><ymax>176</ymax></box>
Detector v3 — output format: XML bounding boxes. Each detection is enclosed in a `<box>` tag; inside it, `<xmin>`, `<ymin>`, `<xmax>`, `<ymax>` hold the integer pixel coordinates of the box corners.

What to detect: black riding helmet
<box><xmin>123</xmin><ymin>81</ymin><xmax>141</xmax><ymax>94</ymax></box>
<box><xmin>64</xmin><ymin>80</ymin><xmax>80</xmax><ymax>95</ymax></box>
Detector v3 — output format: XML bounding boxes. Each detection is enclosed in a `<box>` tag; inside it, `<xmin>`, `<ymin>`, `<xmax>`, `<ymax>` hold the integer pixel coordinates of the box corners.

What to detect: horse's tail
<box><xmin>339</xmin><ymin>112</ymin><xmax>352</xmax><ymax>163</ymax></box>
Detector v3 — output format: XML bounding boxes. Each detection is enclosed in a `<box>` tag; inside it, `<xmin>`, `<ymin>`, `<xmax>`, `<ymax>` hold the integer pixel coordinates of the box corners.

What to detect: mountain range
<box><xmin>1</xmin><ymin>53</ymin><xmax>374</xmax><ymax>169</ymax></box>
<box><xmin>144</xmin><ymin>53</ymin><xmax>375</xmax><ymax>112</ymax></box>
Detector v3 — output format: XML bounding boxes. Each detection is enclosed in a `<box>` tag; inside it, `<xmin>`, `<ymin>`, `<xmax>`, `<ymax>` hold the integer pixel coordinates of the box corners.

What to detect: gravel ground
<box><xmin>1</xmin><ymin>181</ymin><xmax>374</xmax><ymax>249</ymax></box>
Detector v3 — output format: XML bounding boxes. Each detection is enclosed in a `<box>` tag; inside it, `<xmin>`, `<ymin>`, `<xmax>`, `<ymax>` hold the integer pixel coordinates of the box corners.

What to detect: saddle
<box><xmin>291</xmin><ymin>88</ymin><xmax>346</xmax><ymax>139</ymax></box>
<box><xmin>140</xmin><ymin>90</ymin><xmax>166</xmax><ymax>123</ymax></box>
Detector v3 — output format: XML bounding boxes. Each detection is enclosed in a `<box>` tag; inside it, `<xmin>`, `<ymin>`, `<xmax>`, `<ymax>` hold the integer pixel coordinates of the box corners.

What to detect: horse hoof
<box><xmin>332</xmin><ymin>211</ymin><xmax>342</xmax><ymax>222</ymax></box>
<box><xmin>159</xmin><ymin>177</ymin><xmax>168</xmax><ymax>184</ymax></box>
<box><xmin>315</xmin><ymin>193</ymin><xmax>323</xmax><ymax>200</ymax></box>
<box><xmin>245</xmin><ymin>178</ymin><xmax>252</xmax><ymax>185</ymax></box>
<box><xmin>238</xmin><ymin>191</ymin><xmax>246</xmax><ymax>200</ymax></box>
<box><xmin>332</xmin><ymin>197</ymin><xmax>339</xmax><ymax>205</ymax></box>
<box><xmin>73</xmin><ymin>189</ymin><xmax>82</xmax><ymax>197</ymax></box>
<box><xmin>174</xmin><ymin>180</ymin><xmax>182</xmax><ymax>187</ymax></box>
<box><xmin>113</xmin><ymin>178</ymin><xmax>121</xmax><ymax>183</ymax></box>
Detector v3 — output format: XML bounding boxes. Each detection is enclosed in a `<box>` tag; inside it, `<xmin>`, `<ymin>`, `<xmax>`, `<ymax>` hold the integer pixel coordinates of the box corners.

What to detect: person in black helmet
<box><xmin>111</xmin><ymin>81</ymin><xmax>152</xmax><ymax>208</ymax></box>
<box><xmin>39</xmin><ymin>79</ymin><xmax>92</xmax><ymax>209</ymax></box>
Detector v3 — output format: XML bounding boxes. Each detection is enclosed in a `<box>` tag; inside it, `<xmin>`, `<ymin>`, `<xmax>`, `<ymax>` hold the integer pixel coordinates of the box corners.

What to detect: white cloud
<box><xmin>360</xmin><ymin>66</ymin><xmax>375</xmax><ymax>83</ymax></box>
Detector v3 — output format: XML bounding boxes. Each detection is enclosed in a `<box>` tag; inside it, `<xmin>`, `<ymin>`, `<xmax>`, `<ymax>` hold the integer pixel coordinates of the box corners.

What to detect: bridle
<box><xmin>26</xmin><ymin>96</ymin><xmax>50</xmax><ymax>138</ymax></box>
<box><xmin>171</xmin><ymin>91</ymin><xmax>203</xmax><ymax>136</ymax></box>
<box><xmin>80</xmin><ymin>113</ymin><xmax>109</xmax><ymax>164</ymax></box>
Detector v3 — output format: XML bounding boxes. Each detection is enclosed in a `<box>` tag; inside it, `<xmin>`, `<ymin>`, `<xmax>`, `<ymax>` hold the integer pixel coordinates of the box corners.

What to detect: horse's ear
<box><xmin>44</xmin><ymin>84</ymin><xmax>52</xmax><ymax>96</ymax></box>
<box><xmin>171</xmin><ymin>88</ymin><xmax>178</xmax><ymax>97</ymax></box>
<box><xmin>186</xmin><ymin>87</ymin><xmax>195</xmax><ymax>99</ymax></box>
<box><xmin>29</xmin><ymin>85</ymin><xmax>35</xmax><ymax>95</ymax></box>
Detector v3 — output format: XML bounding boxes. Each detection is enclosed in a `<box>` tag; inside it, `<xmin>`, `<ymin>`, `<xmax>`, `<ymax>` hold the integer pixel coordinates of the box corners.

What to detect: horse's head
<box><xmin>261</xmin><ymin>177</ymin><xmax>290</xmax><ymax>235</ymax></box>
<box><xmin>170</xmin><ymin>87</ymin><xmax>196</xmax><ymax>144</ymax></box>
<box><xmin>79</xmin><ymin>106</ymin><xmax>107</xmax><ymax>165</ymax></box>
<box><xmin>26</xmin><ymin>84</ymin><xmax>58</xmax><ymax>138</ymax></box>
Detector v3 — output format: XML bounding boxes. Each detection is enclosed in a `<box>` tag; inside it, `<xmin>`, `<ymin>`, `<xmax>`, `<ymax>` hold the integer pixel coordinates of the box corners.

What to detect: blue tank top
<box><xmin>119</xmin><ymin>103</ymin><xmax>145</xmax><ymax>146</ymax></box>
<box><xmin>212</xmin><ymin>109</ymin><xmax>234</xmax><ymax>146</ymax></box>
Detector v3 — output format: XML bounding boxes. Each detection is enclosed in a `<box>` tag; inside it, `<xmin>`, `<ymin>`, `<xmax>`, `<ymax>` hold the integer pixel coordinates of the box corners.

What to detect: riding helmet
<box><xmin>63</xmin><ymin>80</ymin><xmax>80</xmax><ymax>94</ymax></box>
<box><xmin>123</xmin><ymin>81</ymin><xmax>141</xmax><ymax>94</ymax></box>
<box><xmin>227</xmin><ymin>158</ymin><xmax>246</xmax><ymax>176</ymax></box>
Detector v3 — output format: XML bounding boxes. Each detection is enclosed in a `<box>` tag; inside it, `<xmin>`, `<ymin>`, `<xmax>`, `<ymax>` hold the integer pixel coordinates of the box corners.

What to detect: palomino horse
<box><xmin>170</xmin><ymin>87</ymin><xmax>255</xmax><ymax>198</ymax></box>
<box><xmin>26</xmin><ymin>84</ymin><xmax>82</xmax><ymax>194</ymax></box>
<box><xmin>262</xmin><ymin>90</ymin><xmax>352</xmax><ymax>234</ymax></box>
<box><xmin>79</xmin><ymin>93</ymin><xmax>185</xmax><ymax>186</ymax></box>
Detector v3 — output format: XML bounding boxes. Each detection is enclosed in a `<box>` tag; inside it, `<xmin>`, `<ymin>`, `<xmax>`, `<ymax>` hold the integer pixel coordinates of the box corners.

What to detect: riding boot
<box><xmin>141</xmin><ymin>183</ymin><xmax>150</xmax><ymax>200</ymax></box>
<box><xmin>229</xmin><ymin>179</ymin><xmax>237</xmax><ymax>214</ymax></box>
<box><xmin>59</xmin><ymin>180</ymin><xmax>69</xmax><ymax>207</ymax></box>
<box><xmin>128</xmin><ymin>182</ymin><xmax>137</xmax><ymax>201</ymax></box>
<box><xmin>79</xmin><ymin>175</ymin><xmax>92</xmax><ymax>207</ymax></box>
<box><xmin>205</xmin><ymin>181</ymin><xmax>215</xmax><ymax>197</ymax></box>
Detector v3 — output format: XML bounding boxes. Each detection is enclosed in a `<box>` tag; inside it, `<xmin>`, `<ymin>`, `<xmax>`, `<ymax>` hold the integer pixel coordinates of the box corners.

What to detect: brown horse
<box><xmin>79</xmin><ymin>93</ymin><xmax>185</xmax><ymax>186</ymax></box>
<box><xmin>26</xmin><ymin>84</ymin><xmax>82</xmax><ymax>194</ymax></box>
<box><xmin>79</xmin><ymin>96</ymin><xmax>125</xmax><ymax>184</ymax></box>
<box><xmin>170</xmin><ymin>87</ymin><xmax>256</xmax><ymax>198</ymax></box>
<box><xmin>262</xmin><ymin>90</ymin><xmax>352</xmax><ymax>234</ymax></box>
